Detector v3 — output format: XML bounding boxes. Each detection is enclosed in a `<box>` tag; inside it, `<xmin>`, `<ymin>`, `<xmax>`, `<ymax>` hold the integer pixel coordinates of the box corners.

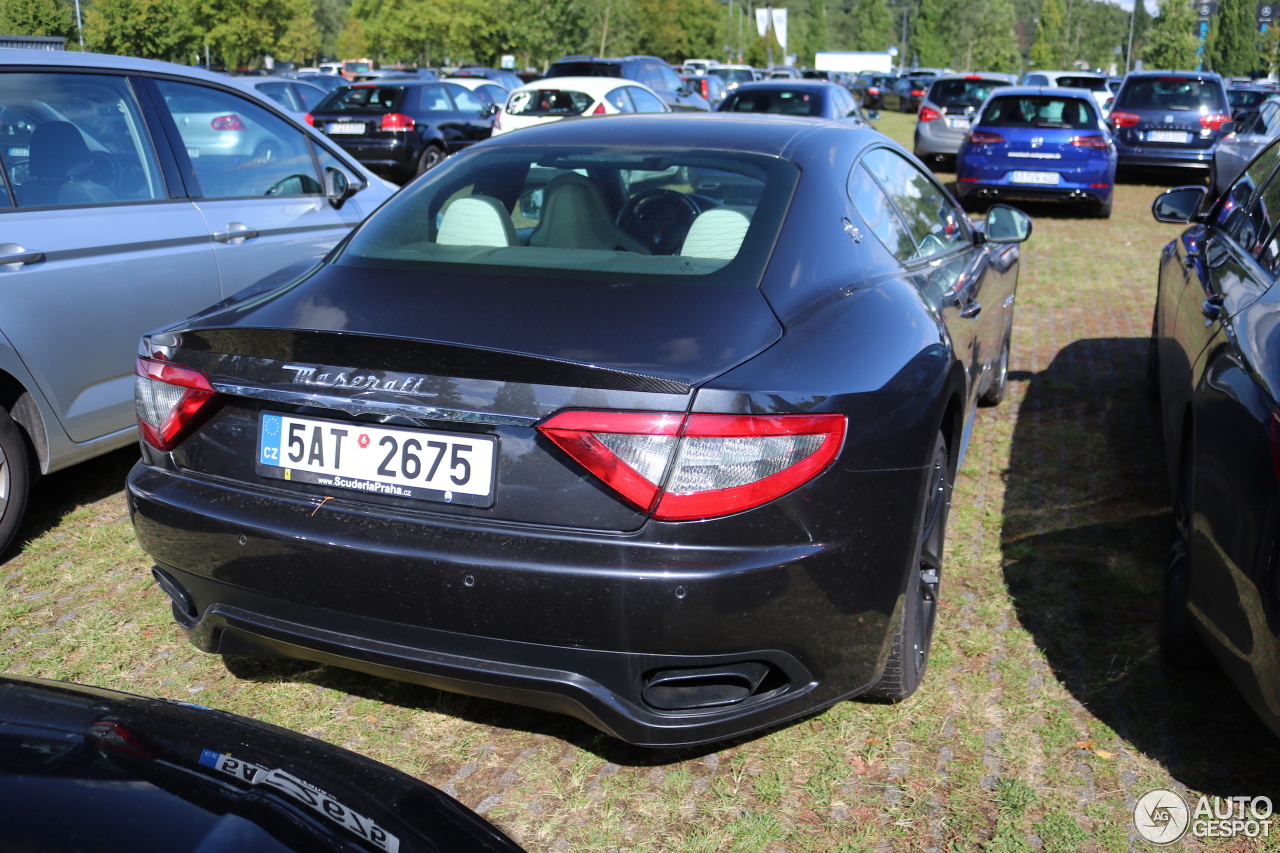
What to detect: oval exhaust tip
<box><xmin>642</xmin><ymin>661</ymin><xmax>772</xmax><ymax>711</ymax></box>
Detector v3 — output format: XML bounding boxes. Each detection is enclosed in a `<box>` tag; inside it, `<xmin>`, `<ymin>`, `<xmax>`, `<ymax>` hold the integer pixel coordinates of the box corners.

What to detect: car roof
<box><xmin>1126</xmin><ymin>69</ymin><xmax>1223</xmax><ymax>79</ymax></box>
<box><xmin>729</xmin><ymin>79</ymin><xmax>842</xmax><ymax>93</ymax></box>
<box><xmin>472</xmin><ymin>111</ymin><xmax>869</xmax><ymax>158</ymax></box>
<box><xmin>1031</xmin><ymin>70</ymin><xmax>1105</xmax><ymax>77</ymax></box>
<box><xmin>933</xmin><ymin>72</ymin><xmax>1018</xmax><ymax>82</ymax></box>
<box><xmin>443</xmin><ymin>77</ymin><xmax>508</xmax><ymax>91</ymax></box>
<box><xmin>985</xmin><ymin>85</ymin><xmax>1101</xmax><ymax>100</ymax></box>
<box><xmin>0</xmin><ymin>47</ymin><xmax>246</xmax><ymax>86</ymax></box>
<box><xmin>507</xmin><ymin>76</ymin><xmax>661</xmax><ymax>97</ymax></box>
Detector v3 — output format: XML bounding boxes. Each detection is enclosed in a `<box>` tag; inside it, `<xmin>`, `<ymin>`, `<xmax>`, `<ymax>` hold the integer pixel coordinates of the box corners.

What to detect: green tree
<box><xmin>84</xmin><ymin>0</ymin><xmax>197</xmax><ymax>60</ymax></box>
<box><xmin>967</xmin><ymin>0</ymin><xmax>1021</xmax><ymax>70</ymax></box>
<box><xmin>1029</xmin><ymin>0</ymin><xmax>1066</xmax><ymax>68</ymax></box>
<box><xmin>1206</xmin><ymin>0</ymin><xmax>1258</xmax><ymax>76</ymax></box>
<box><xmin>0</xmin><ymin>0</ymin><xmax>71</xmax><ymax>37</ymax></box>
<box><xmin>189</xmin><ymin>0</ymin><xmax>317</xmax><ymax>69</ymax></box>
<box><xmin>1263</xmin><ymin>18</ymin><xmax>1280</xmax><ymax>74</ymax></box>
<box><xmin>635</xmin><ymin>0</ymin><xmax>720</xmax><ymax>61</ymax></box>
<box><xmin>1143</xmin><ymin>0</ymin><xmax>1200</xmax><ymax>70</ymax></box>
<box><xmin>910</xmin><ymin>0</ymin><xmax>951</xmax><ymax>66</ymax></box>
<box><xmin>844</xmin><ymin>0</ymin><xmax>894</xmax><ymax>51</ymax></box>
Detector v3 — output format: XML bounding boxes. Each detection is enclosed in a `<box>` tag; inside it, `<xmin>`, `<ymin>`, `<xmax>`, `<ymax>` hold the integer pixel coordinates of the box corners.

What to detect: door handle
<box><xmin>959</xmin><ymin>300</ymin><xmax>982</xmax><ymax>319</ymax></box>
<box><xmin>1202</xmin><ymin>293</ymin><xmax>1224</xmax><ymax>322</ymax></box>
<box><xmin>0</xmin><ymin>248</ymin><xmax>44</xmax><ymax>268</ymax></box>
<box><xmin>212</xmin><ymin>223</ymin><xmax>259</xmax><ymax>243</ymax></box>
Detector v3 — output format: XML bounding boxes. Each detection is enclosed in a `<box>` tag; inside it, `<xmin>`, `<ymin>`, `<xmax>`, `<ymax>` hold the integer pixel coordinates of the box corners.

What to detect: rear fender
<box><xmin>0</xmin><ymin>335</ymin><xmax>68</xmax><ymax>474</ymax></box>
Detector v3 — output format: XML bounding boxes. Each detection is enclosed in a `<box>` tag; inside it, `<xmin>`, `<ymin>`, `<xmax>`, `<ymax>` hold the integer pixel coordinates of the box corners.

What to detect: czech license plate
<box><xmin>1147</xmin><ymin>130</ymin><xmax>1189</xmax><ymax>143</ymax></box>
<box><xmin>948</xmin><ymin>116</ymin><xmax>971</xmax><ymax>129</ymax></box>
<box><xmin>257</xmin><ymin>413</ymin><xmax>497</xmax><ymax>507</ymax></box>
<box><xmin>1010</xmin><ymin>170</ymin><xmax>1060</xmax><ymax>185</ymax></box>
<box><xmin>326</xmin><ymin>122</ymin><xmax>366</xmax><ymax>134</ymax></box>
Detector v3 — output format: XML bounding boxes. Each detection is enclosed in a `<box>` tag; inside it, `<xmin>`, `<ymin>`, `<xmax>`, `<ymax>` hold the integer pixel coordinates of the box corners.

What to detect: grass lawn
<box><xmin>3</xmin><ymin>109</ymin><xmax>1278</xmax><ymax>851</ymax></box>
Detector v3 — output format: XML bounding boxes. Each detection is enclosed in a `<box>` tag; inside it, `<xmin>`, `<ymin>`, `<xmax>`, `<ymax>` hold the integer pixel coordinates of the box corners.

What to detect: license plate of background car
<box><xmin>1010</xmin><ymin>171</ymin><xmax>1060</xmax><ymax>185</ymax></box>
<box><xmin>326</xmin><ymin>122</ymin><xmax>366</xmax><ymax>134</ymax></box>
<box><xmin>948</xmin><ymin>117</ymin><xmax>970</xmax><ymax>129</ymax></box>
<box><xmin>1147</xmin><ymin>130</ymin><xmax>1190</xmax><ymax>143</ymax></box>
<box><xmin>256</xmin><ymin>412</ymin><xmax>497</xmax><ymax>508</ymax></box>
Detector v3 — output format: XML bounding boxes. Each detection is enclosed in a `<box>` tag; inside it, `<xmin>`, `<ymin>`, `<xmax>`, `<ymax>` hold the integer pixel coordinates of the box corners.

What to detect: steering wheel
<box><xmin>617</xmin><ymin>188</ymin><xmax>701</xmax><ymax>255</ymax></box>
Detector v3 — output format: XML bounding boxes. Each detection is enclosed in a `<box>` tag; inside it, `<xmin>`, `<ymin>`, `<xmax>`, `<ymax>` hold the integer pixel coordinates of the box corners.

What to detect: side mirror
<box><xmin>484</xmin><ymin>103</ymin><xmax>500</xmax><ymax>117</ymax></box>
<box><xmin>1221</xmin><ymin>120</ymin><xmax>1237</xmax><ymax>135</ymax></box>
<box><xmin>1152</xmin><ymin>185</ymin><xmax>1207</xmax><ymax>223</ymax></box>
<box><xmin>865</xmin><ymin>109</ymin><xmax>881</xmax><ymax>121</ymax></box>
<box><xmin>985</xmin><ymin>204</ymin><xmax>1032</xmax><ymax>243</ymax></box>
<box><xmin>324</xmin><ymin>166</ymin><xmax>357</xmax><ymax>210</ymax></box>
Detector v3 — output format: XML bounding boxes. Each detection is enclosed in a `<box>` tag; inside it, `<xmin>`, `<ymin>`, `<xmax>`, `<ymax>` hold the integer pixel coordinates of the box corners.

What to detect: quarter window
<box><xmin>627</xmin><ymin>87</ymin><xmax>666</xmax><ymax>113</ymax></box>
<box><xmin>155</xmin><ymin>80</ymin><xmax>321</xmax><ymax>199</ymax></box>
<box><xmin>848</xmin><ymin>164</ymin><xmax>915</xmax><ymax>261</ymax></box>
<box><xmin>0</xmin><ymin>72</ymin><xmax>166</xmax><ymax>208</ymax></box>
<box><xmin>450</xmin><ymin>86</ymin><xmax>485</xmax><ymax>112</ymax></box>
<box><xmin>861</xmin><ymin>148</ymin><xmax>968</xmax><ymax>258</ymax></box>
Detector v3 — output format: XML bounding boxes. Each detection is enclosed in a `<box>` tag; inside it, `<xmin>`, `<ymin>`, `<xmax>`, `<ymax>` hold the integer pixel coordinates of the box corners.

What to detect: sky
<box><xmin>1109</xmin><ymin>0</ymin><xmax>1161</xmax><ymax>13</ymax></box>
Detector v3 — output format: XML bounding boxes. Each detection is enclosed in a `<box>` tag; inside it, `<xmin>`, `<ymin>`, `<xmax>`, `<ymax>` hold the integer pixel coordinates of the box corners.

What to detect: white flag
<box><xmin>771</xmin><ymin>7</ymin><xmax>788</xmax><ymax>52</ymax></box>
<box><xmin>756</xmin><ymin>7</ymin><xmax>769</xmax><ymax>38</ymax></box>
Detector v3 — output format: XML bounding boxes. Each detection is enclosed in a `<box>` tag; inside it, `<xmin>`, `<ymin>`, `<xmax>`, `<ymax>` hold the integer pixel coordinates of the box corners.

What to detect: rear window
<box><xmin>506</xmin><ymin>89</ymin><xmax>594</xmax><ymax>116</ymax></box>
<box><xmin>979</xmin><ymin>95</ymin><xmax>1096</xmax><ymax>129</ymax></box>
<box><xmin>1229</xmin><ymin>89</ymin><xmax>1269</xmax><ymax>111</ymax></box>
<box><xmin>546</xmin><ymin>63</ymin><xmax>623</xmax><ymax>79</ymax></box>
<box><xmin>317</xmin><ymin>85</ymin><xmax>404</xmax><ymax>112</ymax></box>
<box><xmin>930</xmin><ymin>78</ymin><xmax>1007</xmax><ymax>107</ymax></box>
<box><xmin>1056</xmin><ymin>76</ymin><xmax>1108</xmax><ymax>92</ymax></box>
<box><xmin>721</xmin><ymin>89</ymin><xmax>820</xmax><ymax>116</ymax></box>
<box><xmin>339</xmin><ymin>146</ymin><xmax>798</xmax><ymax>285</ymax></box>
<box><xmin>1116</xmin><ymin>77</ymin><xmax>1227</xmax><ymax>112</ymax></box>
<box><xmin>709</xmin><ymin>68</ymin><xmax>754</xmax><ymax>86</ymax></box>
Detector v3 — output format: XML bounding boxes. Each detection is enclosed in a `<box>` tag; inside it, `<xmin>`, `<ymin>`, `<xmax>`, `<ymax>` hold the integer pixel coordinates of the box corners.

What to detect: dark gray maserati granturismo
<box><xmin>126</xmin><ymin>114</ymin><xmax>1031</xmax><ymax>747</ymax></box>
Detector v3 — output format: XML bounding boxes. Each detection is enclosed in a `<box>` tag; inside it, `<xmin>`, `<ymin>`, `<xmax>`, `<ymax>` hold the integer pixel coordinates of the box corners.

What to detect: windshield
<box><xmin>720</xmin><ymin>89</ymin><xmax>821</xmax><ymax>116</ymax></box>
<box><xmin>1230</xmin><ymin>89</ymin><xmax>1270</xmax><ymax>111</ymax></box>
<box><xmin>979</xmin><ymin>95</ymin><xmax>1096</xmax><ymax>129</ymax></box>
<box><xmin>339</xmin><ymin>146</ymin><xmax>798</xmax><ymax>284</ymax></box>
<box><xmin>1116</xmin><ymin>77</ymin><xmax>1227</xmax><ymax>111</ymax></box>
<box><xmin>506</xmin><ymin>89</ymin><xmax>594</xmax><ymax>116</ymax></box>
<box><xmin>931</xmin><ymin>79</ymin><xmax>1006</xmax><ymax>107</ymax></box>
<box><xmin>316</xmin><ymin>85</ymin><xmax>403</xmax><ymax>112</ymax></box>
<box><xmin>709</xmin><ymin>68</ymin><xmax>754</xmax><ymax>86</ymax></box>
<box><xmin>1057</xmin><ymin>76</ymin><xmax>1108</xmax><ymax>92</ymax></box>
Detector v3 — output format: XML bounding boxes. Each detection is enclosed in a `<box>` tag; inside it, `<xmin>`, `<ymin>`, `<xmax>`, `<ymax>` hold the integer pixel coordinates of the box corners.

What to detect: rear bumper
<box><xmin>915</xmin><ymin>119</ymin><xmax>971</xmax><ymax>156</ymax></box>
<box><xmin>1115</xmin><ymin>141</ymin><xmax>1215</xmax><ymax>169</ymax></box>
<box><xmin>955</xmin><ymin>156</ymin><xmax>1115</xmax><ymax>205</ymax></box>
<box><xmin>327</xmin><ymin>136</ymin><xmax>418</xmax><ymax>178</ymax></box>
<box><xmin>127</xmin><ymin>461</ymin><xmax>924</xmax><ymax>746</ymax></box>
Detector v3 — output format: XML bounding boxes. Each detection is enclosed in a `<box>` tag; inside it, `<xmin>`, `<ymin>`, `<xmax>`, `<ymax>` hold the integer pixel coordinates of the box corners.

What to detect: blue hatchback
<box><xmin>955</xmin><ymin>86</ymin><xmax>1116</xmax><ymax>217</ymax></box>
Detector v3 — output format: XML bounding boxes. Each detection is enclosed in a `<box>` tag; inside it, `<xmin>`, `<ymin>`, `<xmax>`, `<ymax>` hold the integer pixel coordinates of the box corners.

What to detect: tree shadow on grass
<box><xmin>1001</xmin><ymin>337</ymin><xmax>1280</xmax><ymax>796</ymax></box>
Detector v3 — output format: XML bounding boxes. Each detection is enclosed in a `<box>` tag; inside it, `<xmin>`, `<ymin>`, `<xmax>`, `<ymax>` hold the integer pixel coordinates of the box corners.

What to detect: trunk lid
<box><xmin>151</xmin><ymin>263</ymin><xmax>782</xmax><ymax>532</ymax></box>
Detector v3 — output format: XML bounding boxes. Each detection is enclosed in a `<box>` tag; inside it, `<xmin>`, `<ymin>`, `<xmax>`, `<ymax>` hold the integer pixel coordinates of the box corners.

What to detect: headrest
<box><xmin>436</xmin><ymin>196</ymin><xmax>516</xmax><ymax>247</ymax></box>
<box><xmin>681</xmin><ymin>207</ymin><xmax>750</xmax><ymax>260</ymax></box>
<box><xmin>30</xmin><ymin>121</ymin><xmax>91</xmax><ymax>181</ymax></box>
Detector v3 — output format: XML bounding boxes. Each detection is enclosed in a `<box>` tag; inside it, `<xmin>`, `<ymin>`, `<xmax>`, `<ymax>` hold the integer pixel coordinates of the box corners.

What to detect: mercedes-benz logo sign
<box><xmin>1134</xmin><ymin>789</ymin><xmax>1191</xmax><ymax>845</ymax></box>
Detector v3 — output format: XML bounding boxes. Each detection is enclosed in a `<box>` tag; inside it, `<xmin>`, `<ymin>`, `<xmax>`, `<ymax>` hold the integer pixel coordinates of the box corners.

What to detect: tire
<box><xmin>416</xmin><ymin>143</ymin><xmax>445</xmax><ymax>176</ymax></box>
<box><xmin>1146</xmin><ymin>312</ymin><xmax>1161</xmax><ymax>402</ymax></box>
<box><xmin>979</xmin><ymin>315</ymin><xmax>1013</xmax><ymax>406</ymax></box>
<box><xmin>1094</xmin><ymin>196</ymin><xmax>1112</xmax><ymax>219</ymax></box>
<box><xmin>866</xmin><ymin>431</ymin><xmax>951</xmax><ymax>701</ymax></box>
<box><xmin>1159</xmin><ymin>443</ymin><xmax>1212</xmax><ymax>667</ymax></box>
<box><xmin>0</xmin><ymin>406</ymin><xmax>32</xmax><ymax>557</ymax></box>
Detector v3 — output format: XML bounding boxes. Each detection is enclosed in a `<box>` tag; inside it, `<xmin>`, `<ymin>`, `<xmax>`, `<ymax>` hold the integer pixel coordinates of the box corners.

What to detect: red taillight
<box><xmin>965</xmin><ymin>75</ymin><xmax>982</xmax><ymax>80</ymax></box>
<box><xmin>1200</xmin><ymin>112</ymin><xmax>1231</xmax><ymax>131</ymax></box>
<box><xmin>968</xmin><ymin>130</ymin><xmax>1004</xmax><ymax>144</ymax></box>
<box><xmin>1109</xmin><ymin>110</ymin><xmax>1140</xmax><ymax>128</ymax></box>
<box><xmin>868</xmin><ymin>87</ymin><xmax>880</xmax><ymax>95</ymax></box>
<box><xmin>303</xmin><ymin>112</ymin><xmax>314</xmax><ymax>126</ymax></box>
<box><xmin>959</xmin><ymin>176</ymin><xmax>979</xmax><ymax>182</ymax></box>
<box><xmin>911</xmin><ymin>89</ymin><xmax>926</xmax><ymax>97</ymax></box>
<box><xmin>592</xmin><ymin>101</ymin><xmax>607</xmax><ymax>115</ymax></box>
<box><xmin>135</xmin><ymin>357</ymin><xmax>217</xmax><ymax>452</ymax></box>
<box><xmin>537</xmin><ymin>410</ymin><xmax>847</xmax><ymax>521</ymax></box>
<box><xmin>1089</xmin><ymin>183</ymin><xmax>1112</xmax><ymax>188</ymax></box>
<box><xmin>919</xmin><ymin>106</ymin><xmax>941</xmax><ymax>122</ymax></box>
<box><xmin>210</xmin><ymin>114</ymin><xmax>245</xmax><ymax>131</ymax></box>
<box><xmin>1071</xmin><ymin>134</ymin><xmax>1109</xmax><ymax>148</ymax></box>
<box><xmin>700</xmin><ymin>79</ymin><xmax>710</xmax><ymax>98</ymax></box>
<box><xmin>380</xmin><ymin>112</ymin><xmax>415</xmax><ymax>131</ymax></box>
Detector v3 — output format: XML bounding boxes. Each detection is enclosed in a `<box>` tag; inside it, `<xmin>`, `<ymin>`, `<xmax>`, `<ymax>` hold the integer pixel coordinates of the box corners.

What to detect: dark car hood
<box><xmin>0</xmin><ymin>675</ymin><xmax>524</xmax><ymax>853</ymax></box>
<box><xmin>176</xmin><ymin>261</ymin><xmax>783</xmax><ymax>391</ymax></box>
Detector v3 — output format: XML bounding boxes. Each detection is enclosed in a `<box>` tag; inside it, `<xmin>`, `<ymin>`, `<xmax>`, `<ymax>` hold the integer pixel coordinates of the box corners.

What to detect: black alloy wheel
<box><xmin>0</xmin><ymin>406</ymin><xmax>31</xmax><ymax>556</ymax></box>
<box><xmin>1159</xmin><ymin>443</ymin><xmax>1212</xmax><ymax>666</ymax></box>
<box><xmin>867</xmin><ymin>431</ymin><xmax>951</xmax><ymax>701</ymax></box>
<box><xmin>417</xmin><ymin>143</ymin><xmax>445</xmax><ymax>175</ymax></box>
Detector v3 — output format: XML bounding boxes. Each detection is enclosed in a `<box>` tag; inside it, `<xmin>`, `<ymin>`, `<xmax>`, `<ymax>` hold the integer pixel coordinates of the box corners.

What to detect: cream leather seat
<box><xmin>436</xmin><ymin>196</ymin><xmax>517</xmax><ymax>247</ymax></box>
<box><xmin>529</xmin><ymin>173</ymin><xmax>649</xmax><ymax>253</ymax></box>
<box><xmin>680</xmin><ymin>207</ymin><xmax>750</xmax><ymax>260</ymax></box>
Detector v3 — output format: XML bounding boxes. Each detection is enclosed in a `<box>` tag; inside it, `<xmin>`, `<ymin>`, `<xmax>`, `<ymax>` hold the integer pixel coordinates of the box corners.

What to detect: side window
<box><xmin>256</xmin><ymin>81</ymin><xmax>297</xmax><ymax>111</ymax></box>
<box><xmin>658</xmin><ymin>65</ymin><xmax>685</xmax><ymax>93</ymax></box>
<box><xmin>449</xmin><ymin>85</ymin><xmax>485</xmax><ymax>113</ymax></box>
<box><xmin>420</xmin><ymin>85</ymin><xmax>453</xmax><ymax>112</ymax></box>
<box><xmin>1259</xmin><ymin>102</ymin><xmax>1280</xmax><ymax>134</ymax></box>
<box><xmin>862</xmin><ymin>148</ymin><xmax>968</xmax><ymax>258</ymax></box>
<box><xmin>1218</xmin><ymin>138</ymin><xmax>1280</xmax><ymax>237</ymax></box>
<box><xmin>0</xmin><ymin>72</ymin><xmax>166</xmax><ymax>208</ymax></box>
<box><xmin>848</xmin><ymin>164</ymin><xmax>915</xmax><ymax>261</ymax></box>
<box><xmin>628</xmin><ymin>87</ymin><xmax>666</xmax><ymax>113</ymax></box>
<box><xmin>293</xmin><ymin>83</ymin><xmax>325</xmax><ymax>111</ymax></box>
<box><xmin>606</xmin><ymin>87</ymin><xmax>635</xmax><ymax>113</ymax></box>
<box><xmin>1233</xmin><ymin>167</ymin><xmax>1280</xmax><ymax>256</ymax></box>
<box><xmin>155</xmin><ymin>80</ymin><xmax>320</xmax><ymax>199</ymax></box>
<box><xmin>639</xmin><ymin>63</ymin><xmax>666</xmax><ymax>91</ymax></box>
